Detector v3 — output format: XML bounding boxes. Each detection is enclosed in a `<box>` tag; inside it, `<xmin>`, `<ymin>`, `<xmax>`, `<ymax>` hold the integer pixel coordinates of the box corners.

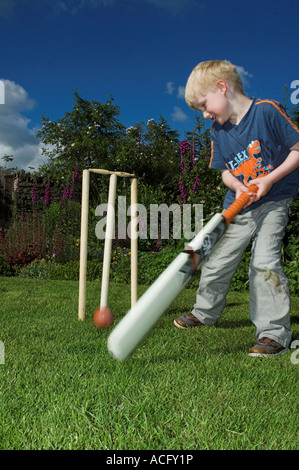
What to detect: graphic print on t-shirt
<box><xmin>226</xmin><ymin>140</ymin><xmax>273</xmax><ymax>185</ymax></box>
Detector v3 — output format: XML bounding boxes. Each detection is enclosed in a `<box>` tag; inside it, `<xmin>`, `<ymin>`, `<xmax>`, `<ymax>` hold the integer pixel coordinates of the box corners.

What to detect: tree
<box><xmin>1</xmin><ymin>154</ymin><xmax>15</xmax><ymax>170</ymax></box>
<box><xmin>115</xmin><ymin>116</ymin><xmax>180</xmax><ymax>191</ymax></box>
<box><xmin>290</xmin><ymin>103</ymin><xmax>299</xmax><ymax>127</ymax></box>
<box><xmin>281</xmin><ymin>84</ymin><xmax>299</xmax><ymax>127</ymax></box>
<box><xmin>37</xmin><ymin>90</ymin><xmax>125</xmax><ymax>184</ymax></box>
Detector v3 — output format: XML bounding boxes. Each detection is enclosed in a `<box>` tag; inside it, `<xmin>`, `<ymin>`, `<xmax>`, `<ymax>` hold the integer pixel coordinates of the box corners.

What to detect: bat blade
<box><xmin>107</xmin><ymin>186</ymin><xmax>257</xmax><ymax>361</ymax></box>
<box><xmin>107</xmin><ymin>214</ymin><xmax>226</xmax><ymax>361</ymax></box>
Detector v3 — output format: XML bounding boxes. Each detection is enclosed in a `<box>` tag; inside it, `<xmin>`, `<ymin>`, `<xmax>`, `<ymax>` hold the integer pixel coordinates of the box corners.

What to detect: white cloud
<box><xmin>177</xmin><ymin>86</ymin><xmax>185</xmax><ymax>99</ymax></box>
<box><xmin>0</xmin><ymin>80</ymin><xmax>35</xmax><ymax>114</ymax></box>
<box><xmin>0</xmin><ymin>80</ymin><xmax>45</xmax><ymax>171</ymax></box>
<box><xmin>171</xmin><ymin>106</ymin><xmax>188</xmax><ymax>122</ymax></box>
<box><xmin>166</xmin><ymin>84</ymin><xmax>188</xmax><ymax>123</ymax></box>
<box><xmin>166</xmin><ymin>83</ymin><xmax>185</xmax><ymax>99</ymax></box>
<box><xmin>235</xmin><ymin>65</ymin><xmax>253</xmax><ymax>89</ymax></box>
<box><xmin>166</xmin><ymin>81</ymin><xmax>175</xmax><ymax>95</ymax></box>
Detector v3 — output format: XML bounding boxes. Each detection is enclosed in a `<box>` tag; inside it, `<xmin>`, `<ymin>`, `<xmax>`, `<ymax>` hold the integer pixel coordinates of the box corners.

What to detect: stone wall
<box><xmin>0</xmin><ymin>170</ymin><xmax>62</xmax><ymax>227</ymax></box>
<box><xmin>0</xmin><ymin>170</ymin><xmax>15</xmax><ymax>225</ymax></box>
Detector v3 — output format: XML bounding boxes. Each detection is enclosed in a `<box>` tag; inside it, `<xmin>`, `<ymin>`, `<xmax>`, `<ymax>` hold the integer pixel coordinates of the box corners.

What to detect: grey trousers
<box><xmin>192</xmin><ymin>198</ymin><xmax>294</xmax><ymax>348</ymax></box>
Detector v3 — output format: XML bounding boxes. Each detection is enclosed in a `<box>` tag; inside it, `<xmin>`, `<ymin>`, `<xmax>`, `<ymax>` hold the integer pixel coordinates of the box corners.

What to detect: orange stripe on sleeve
<box><xmin>255</xmin><ymin>99</ymin><xmax>299</xmax><ymax>132</ymax></box>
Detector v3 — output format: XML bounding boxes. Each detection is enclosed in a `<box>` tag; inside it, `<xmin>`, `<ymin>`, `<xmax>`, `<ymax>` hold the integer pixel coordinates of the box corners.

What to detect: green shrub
<box><xmin>47</xmin><ymin>260</ymin><xmax>79</xmax><ymax>281</ymax></box>
<box><xmin>284</xmin><ymin>252</ymin><xmax>299</xmax><ymax>295</ymax></box>
<box><xmin>48</xmin><ymin>259</ymin><xmax>103</xmax><ymax>281</ymax></box>
<box><xmin>18</xmin><ymin>259</ymin><xmax>53</xmax><ymax>279</ymax></box>
<box><xmin>0</xmin><ymin>254</ymin><xmax>14</xmax><ymax>276</ymax></box>
<box><xmin>16</xmin><ymin>244</ymin><xmax>298</xmax><ymax>295</ymax></box>
<box><xmin>137</xmin><ymin>248</ymin><xmax>180</xmax><ymax>285</ymax></box>
<box><xmin>230</xmin><ymin>250</ymin><xmax>251</xmax><ymax>291</ymax></box>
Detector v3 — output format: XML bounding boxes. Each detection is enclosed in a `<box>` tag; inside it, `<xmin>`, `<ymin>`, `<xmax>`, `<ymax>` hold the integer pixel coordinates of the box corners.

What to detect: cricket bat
<box><xmin>107</xmin><ymin>186</ymin><xmax>257</xmax><ymax>361</ymax></box>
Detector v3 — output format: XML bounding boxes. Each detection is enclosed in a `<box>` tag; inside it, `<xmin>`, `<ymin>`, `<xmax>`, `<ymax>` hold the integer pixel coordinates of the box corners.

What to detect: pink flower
<box><xmin>179</xmin><ymin>178</ymin><xmax>186</xmax><ymax>205</ymax></box>
<box><xmin>62</xmin><ymin>184</ymin><xmax>70</xmax><ymax>201</ymax></box>
<box><xmin>192</xmin><ymin>176</ymin><xmax>200</xmax><ymax>193</ymax></box>
<box><xmin>138</xmin><ymin>216</ymin><xmax>145</xmax><ymax>230</ymax></box>
<box><xmin>44</xmin><ymin>182</ymin><xmax>51</xmax><ymax>205</ymax></box>
<box><xmin>72</xmin><ymin>166</ymin><xmax>78</xmax><ymax>184</ymax></box>
<box><xmin>180</xmin><ymin>140</ymin><xmax>191</xmax><ymax>176</ymax></box>
<box><xmin>31</xmin><ymin>186</ymin><xmax>38</xmax><ymax>204</ymax></box>
<box><xmin>69</xmin><ymin>186</ymin><xmax>75</xmax><ymax>199</ymax></box>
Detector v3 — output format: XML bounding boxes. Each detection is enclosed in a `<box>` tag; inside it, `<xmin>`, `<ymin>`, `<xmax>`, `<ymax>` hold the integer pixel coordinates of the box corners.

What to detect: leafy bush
<box><xmin>18</xmin><ymin>259</ymin><xmax>53</xmax><ymax>279</ymax></box>
<box><xmin>17</xmin><ymin>243</ymin><xmax>298</xmax><ymax>295</ymax></box>
<box><xmin>284</xmin><ymin>253</ymin><xmax>299</xmax><ymax>294</ymax></box>
<box><xmin>18</xmin><ymin>259</ymin><xmax>103</xmax><ymax>282</ymax></box>
<box><xmin>230</xmin><ymin>250</ymin><xmax>251</xmax><ymax>291</ymax></box>
<box><xmin>0</xmin><ymin>254</ymin><xmax>14</xmax><ymax>276</ymax></box>
<box><xmin>49</xmin><ymin>259</ymin><xmax>103</xmax><ymax>281</ymax></box>
<box><xmin>0</xmin><ymin>198</ymin><xmax>83</xmax><ymax>270</ymax></box>
<box><xmin>47</xmin><ymin>260</ymin><xmax>80</xmax><ymax>280</ymax></box>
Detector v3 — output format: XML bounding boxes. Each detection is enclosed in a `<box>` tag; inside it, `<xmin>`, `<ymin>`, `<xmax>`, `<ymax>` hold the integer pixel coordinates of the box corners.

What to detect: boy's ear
<box><xmin>216</xmin><ymin>80</ymin><xmax>227</xmax><ymax>94</ymax></box>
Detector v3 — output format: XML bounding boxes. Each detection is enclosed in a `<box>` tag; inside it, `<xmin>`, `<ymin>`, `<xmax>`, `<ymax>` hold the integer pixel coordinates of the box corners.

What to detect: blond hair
<box><xmin>185</xmin><ymin>60</ymin><xmax>245</xmax><ymax>110</ymax></box>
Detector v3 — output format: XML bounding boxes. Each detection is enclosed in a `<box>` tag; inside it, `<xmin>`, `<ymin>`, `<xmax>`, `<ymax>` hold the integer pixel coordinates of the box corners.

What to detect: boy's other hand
<box><xmin>235</xmin><ymin>183</ymin><xmax>258</xmax><ymax>209</ymax></box>
<box><xmin>248</xmin><ymin>176</ymin><xmax>274</xmax><ymax>201</ymax></box>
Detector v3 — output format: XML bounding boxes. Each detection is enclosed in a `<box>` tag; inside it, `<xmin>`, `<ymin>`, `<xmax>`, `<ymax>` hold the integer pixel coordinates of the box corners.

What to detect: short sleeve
<box><xmin>260</xmin><ymin>100</ymin><xmax>299</xmax><ymax>149</ymax></box>
<box><xmin>209</xmin><ymin>129</ymin><xmax>226</xmax><ymax>169</ymax></box>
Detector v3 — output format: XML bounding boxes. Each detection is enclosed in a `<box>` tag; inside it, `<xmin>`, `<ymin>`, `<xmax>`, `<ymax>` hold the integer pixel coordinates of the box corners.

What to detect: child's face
<box><xmin>193</xmin><ymin>85</ymin><xmax>230</xmax><ymax>125</ymax></box>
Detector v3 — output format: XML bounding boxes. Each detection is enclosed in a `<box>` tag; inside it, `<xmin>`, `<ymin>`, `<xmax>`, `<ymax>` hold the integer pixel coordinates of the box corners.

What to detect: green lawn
<box><xmin>0</xmin><ymin>277</ymin><xmax>298</xmax><ymax>450</ymax></box>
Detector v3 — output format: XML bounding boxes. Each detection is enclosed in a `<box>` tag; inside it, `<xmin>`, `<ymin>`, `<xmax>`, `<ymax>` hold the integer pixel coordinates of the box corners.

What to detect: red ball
<box><xmin>93</xmin><ymin>307</ymin><xmax>114</xmax><ymax>329</ymax></box>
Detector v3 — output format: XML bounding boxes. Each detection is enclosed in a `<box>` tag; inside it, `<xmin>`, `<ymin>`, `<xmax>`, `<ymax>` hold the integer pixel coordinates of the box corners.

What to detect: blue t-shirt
<box><xmin>209</xmin><ymin>98</ymin><xmax>299</xmax><ymax>212</ymax></box>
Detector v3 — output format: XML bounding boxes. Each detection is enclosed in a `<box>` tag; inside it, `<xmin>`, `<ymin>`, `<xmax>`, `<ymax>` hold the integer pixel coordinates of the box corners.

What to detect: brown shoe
<box><xmin>174</xmin><ymin>313</ymin><xmax>203</xmax><ymax>329</ymax></box>
<box><xmin>248</xmin><ymin>337</ymin><xmax>288</xmax><ymax>357</ymax></box>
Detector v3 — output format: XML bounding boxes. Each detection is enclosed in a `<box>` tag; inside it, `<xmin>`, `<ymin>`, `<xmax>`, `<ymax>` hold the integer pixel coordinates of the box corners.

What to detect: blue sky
<box><xmin>0</xmin><ymin>0</ymin><xmax>298</xmax><ymax>170</ymax></box>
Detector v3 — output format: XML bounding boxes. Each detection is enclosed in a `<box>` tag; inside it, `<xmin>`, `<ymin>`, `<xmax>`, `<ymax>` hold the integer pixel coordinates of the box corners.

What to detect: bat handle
<box><xmin>222</xmin><ymin>185</ymin><xmax>258</xmax><ymax>225</ymax></box>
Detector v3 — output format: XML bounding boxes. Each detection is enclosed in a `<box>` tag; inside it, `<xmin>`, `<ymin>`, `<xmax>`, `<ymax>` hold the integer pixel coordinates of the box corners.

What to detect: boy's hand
<box><xmin>247</xmin><ymin>145</ymin><xmax>299</xmax><ymax>198</ymax></box>
<box><xmin>221</xmin><ymin>169</ymin><xmax>258</xmax><ymax>208</ymax></box>
<box><xmin>235</xmin><ymin>183</ymin><xmax>258</xmax><ymax>209</ymax></box>
<box><xmin>247</xmin><ymin>175</ymin><xmax>274</xmax><ymax>201</ymax></box>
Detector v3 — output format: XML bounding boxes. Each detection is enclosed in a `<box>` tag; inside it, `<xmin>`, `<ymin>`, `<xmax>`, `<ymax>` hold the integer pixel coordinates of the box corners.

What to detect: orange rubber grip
<box><xmin>222</xmin><ymin>185</ymin><xmax>258</xmax><ymax>225</ymax></box>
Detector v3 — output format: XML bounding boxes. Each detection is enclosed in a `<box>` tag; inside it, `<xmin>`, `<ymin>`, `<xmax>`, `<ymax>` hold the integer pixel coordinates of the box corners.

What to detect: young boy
<box><xmin>174</xmin><ymin>60</ymin><xmax>299</xmax><ymax>357</ymax></box>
